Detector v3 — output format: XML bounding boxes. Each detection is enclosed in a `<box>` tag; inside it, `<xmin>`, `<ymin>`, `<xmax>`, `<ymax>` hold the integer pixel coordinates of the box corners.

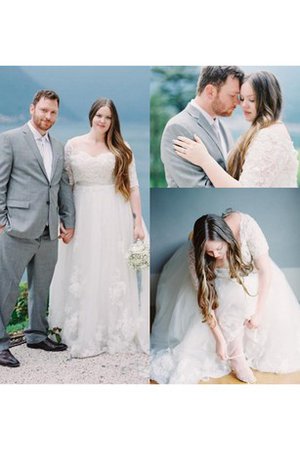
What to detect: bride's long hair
<box><xmin>89</xmin><ymin>98</ymin><xmax>133</xmax><ymax>200</ymax></box>
<box><xmin>227</xmin><ymin>71</ymin><xmax>282</xmax><ymax>180</ymax></box>
<box><xmin>192</xmin><ymin>213</ymin><xmax>254</xmax><ymax>326</ymax></box>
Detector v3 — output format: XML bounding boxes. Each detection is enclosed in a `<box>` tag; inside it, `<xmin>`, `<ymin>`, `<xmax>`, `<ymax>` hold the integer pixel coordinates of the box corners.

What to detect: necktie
<box><xmin>212</xmin><ymin>119</ymin><xmax>222</xmax><ymax>144</ymax></box>
<box><xmin>212</xmin><ymin>119</ymin><xmax>227</xmax><ymax>158</ymax></box>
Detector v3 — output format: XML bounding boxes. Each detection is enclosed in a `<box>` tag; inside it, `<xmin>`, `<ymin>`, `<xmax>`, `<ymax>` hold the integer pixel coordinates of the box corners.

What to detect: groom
<box><xmin>161</xmin><ymin>66</ymin><xmax>244</xmax><ymax>187</ymax></box>
<box><xmin>0</xmin><ymin>90</ymin><xmax>75</xmax><ymax>367</ymax></box>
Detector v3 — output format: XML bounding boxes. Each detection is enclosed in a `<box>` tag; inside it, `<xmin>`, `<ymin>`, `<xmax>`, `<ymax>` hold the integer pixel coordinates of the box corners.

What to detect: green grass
<box><xmin>6</xmin><ymin>282</ymin><xmax>28</xmax><ymax>335</ymax></box>
<box><xmin>7</xmin><ymin>320</ymin><xmax>28</xmax><ymax>335</ymax></box>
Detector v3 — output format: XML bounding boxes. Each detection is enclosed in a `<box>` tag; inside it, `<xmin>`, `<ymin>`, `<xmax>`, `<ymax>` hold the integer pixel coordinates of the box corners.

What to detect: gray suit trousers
<box><xmin>0</xmin><ymin>228</ymin><xmax>58</xmax><ymax>350</ymax></box>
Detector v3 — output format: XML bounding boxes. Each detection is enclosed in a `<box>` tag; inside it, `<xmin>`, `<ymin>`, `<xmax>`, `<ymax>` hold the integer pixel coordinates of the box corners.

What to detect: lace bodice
<box><xmin>237</xmin><ymin>123</ymin><xmax>298</xmax><ymax>187</ymax></box>
<box><xmin>64</xmin><ymin>140</ymin><xmax>139</xmax><ymax>187</ymax></box>
<box><xmin>188</xmin><ymin>213</ymin><xmax>269</xmax><ymax>289</ymax></box>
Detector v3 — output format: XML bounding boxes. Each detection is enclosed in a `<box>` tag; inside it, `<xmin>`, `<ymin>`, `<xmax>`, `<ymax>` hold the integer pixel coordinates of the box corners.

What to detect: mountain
<box><xmin>20</xmin><ymin>66</ymin><xmax>150</xmax><ymax>123</ymax></box>
<box><xmin>0</xmin><ymin>67</ymin><xmax>79</xmax><ymax>124</ymax></box>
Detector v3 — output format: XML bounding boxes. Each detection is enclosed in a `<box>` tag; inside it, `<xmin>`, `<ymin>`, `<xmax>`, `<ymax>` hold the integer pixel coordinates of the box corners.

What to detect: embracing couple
<box><xmin>0</xmin><ymin>90</ymin><xmax>148</xmax><ymax>368</ymax></box>
<box><xmin>161</xmin><ymin>66</ymin><xmax>298</xmax><ymax>188</ymax></box>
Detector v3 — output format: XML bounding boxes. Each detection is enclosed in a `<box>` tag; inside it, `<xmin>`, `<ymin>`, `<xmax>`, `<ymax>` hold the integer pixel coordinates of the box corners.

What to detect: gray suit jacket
<box><xmin>0</xmin><ymin>124</ymin><xmax>75</xmax><ymax>240</ymax></box>
<box><xmin>161</xmin><ymin>102</ymin><xmax>234</xmax><ymax>187</ymax></box>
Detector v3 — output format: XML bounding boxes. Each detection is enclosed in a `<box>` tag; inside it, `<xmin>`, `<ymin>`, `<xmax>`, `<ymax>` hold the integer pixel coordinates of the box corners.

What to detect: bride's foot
<box><xmin>230</xmin><ymin>355</ymin><xmax>256</xmax><ymax>384</ymax></box>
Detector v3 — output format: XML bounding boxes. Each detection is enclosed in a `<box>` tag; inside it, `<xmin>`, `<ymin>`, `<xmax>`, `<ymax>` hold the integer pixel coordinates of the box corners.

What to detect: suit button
<box><xmin>46</xmin><ymin>201</ymin><xmax>50</xmax><ymax>205</ymax></box>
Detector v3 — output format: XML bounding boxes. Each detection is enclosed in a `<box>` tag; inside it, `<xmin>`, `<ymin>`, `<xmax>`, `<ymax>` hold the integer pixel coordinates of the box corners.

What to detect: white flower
<box><xmin>127</xmin><ymin>240</ymin><xmax>150</xmax><ymax>270</ymax></box>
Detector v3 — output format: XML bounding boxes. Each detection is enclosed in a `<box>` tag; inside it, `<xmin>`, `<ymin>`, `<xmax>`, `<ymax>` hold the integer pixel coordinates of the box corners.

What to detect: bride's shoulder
<box><xmin>238</xmin><ymin>213</ymin><xmax>261</xmax><ymax>236</ymax></box>
<box><xmin>65</xmin><ymin>135</ymin><xmax>89</xmax><ymax>153</ymax></box>
<box><xmin>225</xmin><ymin>211</ymin><xmax>258</xmax><ymax>237</ymax></box>
<box><xmin>225</xmin><ymin>211</ymin><xmax>241</xmax><ymax>221</ymax></box>
<box><xmin>67</xmin><ymin>135</ymin><xmax>88</xmax><ymax>146</ymax></box>
<box><xmin>224</xmin><ymin>211</ymin><xmax>242</xmax><ymax>233</ymax></box>
<box><xmin>255</xmin><ymin>122</ymin><xmax>289</xmax><ymax>140</ymax></box>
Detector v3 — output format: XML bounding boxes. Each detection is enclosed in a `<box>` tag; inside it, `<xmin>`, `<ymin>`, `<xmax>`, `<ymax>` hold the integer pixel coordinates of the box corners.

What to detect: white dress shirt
<box><xmin>28</xmin><ymin>121</ymin><xmax>53</xmax><ymax>181</ymax></box>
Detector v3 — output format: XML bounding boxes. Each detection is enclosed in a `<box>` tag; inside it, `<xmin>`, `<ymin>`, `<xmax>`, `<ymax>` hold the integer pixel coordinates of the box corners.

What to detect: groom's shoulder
<box><xmin>164</xmin><ymin>106</ymin><xmax>193</xmax><ymax>132</ymax></box>
<box><xmin>0</xmin><ymin>124</ymin><xmax>26</xmax><ymax>139</ymax></box>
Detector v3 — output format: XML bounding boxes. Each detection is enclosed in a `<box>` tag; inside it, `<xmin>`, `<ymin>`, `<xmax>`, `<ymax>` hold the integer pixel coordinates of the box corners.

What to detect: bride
<box><xmin>151</xmin><ymin>210</ymin><xmax>300</xmax><ymax>383</ymax></box>
<box><xmin>174</xmin><ymin>71</ymin><xmax>298</xmax><ymax>187</ymax></box>
<box><xmin>49</xmin><ymin>98</ymin><xmax>149</xmax><ymax>358</ymax></box>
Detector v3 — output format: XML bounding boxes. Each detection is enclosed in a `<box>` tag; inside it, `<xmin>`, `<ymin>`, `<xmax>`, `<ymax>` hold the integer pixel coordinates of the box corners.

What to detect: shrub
<box><xmin>9</xmin><ymin>282</ymin><xmax>28</xmax><ymax>326</ymax></box>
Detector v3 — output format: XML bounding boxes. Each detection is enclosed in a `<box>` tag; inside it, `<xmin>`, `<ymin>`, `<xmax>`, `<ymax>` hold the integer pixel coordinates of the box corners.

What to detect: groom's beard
<box><xmin>212</xmin><ymin>98</ymin><xmax>236</xmax><ymax>117</ymax></box>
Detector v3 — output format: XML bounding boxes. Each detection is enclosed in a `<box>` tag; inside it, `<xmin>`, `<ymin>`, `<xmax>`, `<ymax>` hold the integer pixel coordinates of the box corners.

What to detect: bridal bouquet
<box><xmin>127</xmin><ymin>240</ymin><xmax>150</xmax><ymax>270</ymax></box>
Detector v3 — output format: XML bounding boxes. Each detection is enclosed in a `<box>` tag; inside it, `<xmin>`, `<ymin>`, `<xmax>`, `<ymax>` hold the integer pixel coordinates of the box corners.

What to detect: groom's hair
<box><xmin>197</xmin><ymin>66</ymin><xmax>244</xmax><ymax>95</ymax></box>
<box><xmin>32</xmin><ymin>90</ymin><xmax>60</xmax><ymax>106</ymax></box>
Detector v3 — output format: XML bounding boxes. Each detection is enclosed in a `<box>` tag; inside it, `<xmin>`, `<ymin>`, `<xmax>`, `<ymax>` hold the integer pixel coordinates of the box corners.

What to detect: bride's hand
<box><xmin>173</xmin><ymin>135</ymin><xmax>211</xmax><ymax>167</ymax></box>
<box><xmin>245</xmin><ymin>311</ymin><xmax>262</xmax><ymax>329</ymax></box>
<box><xmin>134</xmin><ymin>223</ymin><xmax>145</xmax><ymax>241</ymax></box>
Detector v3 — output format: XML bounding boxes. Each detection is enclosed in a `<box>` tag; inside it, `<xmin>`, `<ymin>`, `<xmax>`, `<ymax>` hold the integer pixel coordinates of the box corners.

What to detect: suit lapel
<box><xmin>185</xmin><ymin>103</ymin><xmax>226</xmax><ymax>164</ymax></box>
<box><xmin>22</xmin><ymin>124</ymin><xmax>49</xmax><ymax>180</ymax></box>
<box><xmin>49</xmin><ymin>135</ymin><xmax>60</xmax><ymax>181</ymax></box>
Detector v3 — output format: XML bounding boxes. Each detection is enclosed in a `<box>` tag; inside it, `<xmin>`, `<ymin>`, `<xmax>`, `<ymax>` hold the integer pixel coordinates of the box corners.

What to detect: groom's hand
<box><xmin>59</xmin><ymin>223</ymin><xmax>74</xmax><ymax>244</ymax></box>
<box><xmin>62</xmin><ymin>228</ymin><xmax>74</xmax><ymax>244</ymax></box>
<box><xmin>173</xmin><ymin>134</ymin><xmax>210</xmax><ymax>167</ymax></box>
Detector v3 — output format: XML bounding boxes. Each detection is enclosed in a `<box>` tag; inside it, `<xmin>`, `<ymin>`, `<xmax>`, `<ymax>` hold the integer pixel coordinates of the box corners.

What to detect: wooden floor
<box><xmin>150</xmin><ymin>370</ymin><xmax>300</xmax><ymax>384</ymax></box>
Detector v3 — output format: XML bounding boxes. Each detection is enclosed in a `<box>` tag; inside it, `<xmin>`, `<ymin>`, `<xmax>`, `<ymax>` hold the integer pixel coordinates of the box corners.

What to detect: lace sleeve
<box><xmin>129</xmin><ymin>154</ymin><xmax>139</xmax><ymax>188</ymax></box>
<box><xmin>242</xmin><ymin>214</ymin><xmax>269</xmax><ymax>261</ymax></box>
<box><xmin>239</xmin><ymin>126</ymin><xmax>293</xmax><ymax>187</ymax></box>
<box><xmin>188</xmin><ymin>244</ymin><xmax>199</xmax><ymax>291</ymax></box>
<box><xmin>64</xmin><ymin>140</ymin><xmax>74</xmax><ymax>186</ymax></box>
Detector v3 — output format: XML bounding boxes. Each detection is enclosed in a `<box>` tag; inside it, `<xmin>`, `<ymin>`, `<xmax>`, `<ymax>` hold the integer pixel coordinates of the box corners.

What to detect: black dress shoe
<box><xmin>0</xmin><ymin>349</ymin><xmax>20</xmax><ymax>367</ymax></box>
<box><xmin>27</xmin><ymin>337</ymin><xmax>67</xmax><ymax>352</ymax></box>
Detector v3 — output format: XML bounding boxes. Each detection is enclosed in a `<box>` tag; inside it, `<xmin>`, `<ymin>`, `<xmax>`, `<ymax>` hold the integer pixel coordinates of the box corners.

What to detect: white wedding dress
<box><xmin>49</xmin><ymin>141</ymin><xmax>149</xmax><ymax>358</ymax></box>
<box><xmin>151</xmin><ymin>213</ymin><xmax>300</xmax><ymax>383</ymax></box>
<box><xmin>237</xmin><ymin>123</ymin><xmax>298</xmax><ymax>187</ymax></box>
